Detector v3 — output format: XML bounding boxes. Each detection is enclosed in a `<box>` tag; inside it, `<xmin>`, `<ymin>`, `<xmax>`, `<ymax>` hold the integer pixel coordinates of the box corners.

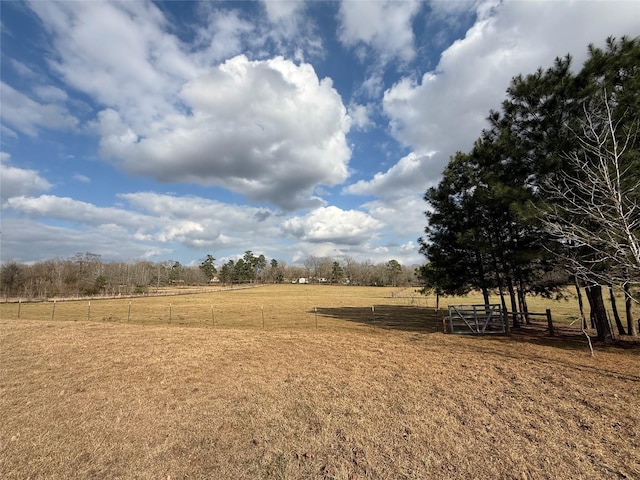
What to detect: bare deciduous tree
<box><xmin>540</xmin><ymin>90</ymin><xmax>639</xmax><ymax>336</ymax></box>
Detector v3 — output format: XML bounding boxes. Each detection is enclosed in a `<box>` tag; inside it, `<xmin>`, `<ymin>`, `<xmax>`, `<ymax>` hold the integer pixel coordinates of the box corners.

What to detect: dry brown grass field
<box><xmin>1</xmin><ymin>285</ymin><xmax>639</xmax><ymax>479</ymax></box>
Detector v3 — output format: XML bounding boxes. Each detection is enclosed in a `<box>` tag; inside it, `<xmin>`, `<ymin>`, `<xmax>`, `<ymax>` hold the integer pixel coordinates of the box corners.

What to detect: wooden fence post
<box><xmin>546</xmin><ymin>309</ymin><xmax>554</xmax><ymax>336</ymax></box>
<box><xmin>503</xmin><ymin>307</ymin><xmax>510</xmax><ymax>335</ymax></box>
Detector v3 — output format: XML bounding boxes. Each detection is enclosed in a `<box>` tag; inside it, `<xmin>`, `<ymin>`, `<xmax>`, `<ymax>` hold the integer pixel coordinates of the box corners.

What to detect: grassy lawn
<box><xmin>0</xmin><ymin>283</ymin><xmax>606</xmax><ymax>328</ymax></box>
<box><xmin>1</xmin><ymin>285</ymin><xmax>638</xmax><ymax>479</ymax></box>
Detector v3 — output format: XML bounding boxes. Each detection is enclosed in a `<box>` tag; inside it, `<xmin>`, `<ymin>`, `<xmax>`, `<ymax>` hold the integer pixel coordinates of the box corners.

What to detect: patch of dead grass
<box><xmin>2</xmin><ymin>283</ymin><xmax>632</xmax><ymax>330</ymax></box>
<box><xmin>1</xmin><ymin>315</ymin><xmax>638</xmax><ymax>479</ymax></box>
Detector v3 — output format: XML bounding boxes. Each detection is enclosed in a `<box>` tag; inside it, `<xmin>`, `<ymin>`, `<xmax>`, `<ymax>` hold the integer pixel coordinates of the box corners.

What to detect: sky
<box><xmin>1</xmin><ymin>0</ymin><xmax>639</xmax><ymax>268</ymax></box>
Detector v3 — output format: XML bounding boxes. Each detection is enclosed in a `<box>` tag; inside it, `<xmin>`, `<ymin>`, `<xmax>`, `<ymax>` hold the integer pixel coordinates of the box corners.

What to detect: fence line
<box><xmin>4</xmin><ymin>301</ymin><xmax>440</xmax><ymax>332</ymax></box>
<box><xmin>0</xmin><ymin>283</ymin><xmax>268</xmax><ymax>304</ymax></box>
<box><xmin>4</xmin><ymin>299</ymin><xmax>576</xmax><ymax>339</ymax></box>
<box><xmin>506</xmin><ymin>309</ymin><xmax>555</xmax><ymax>335</ymax></box>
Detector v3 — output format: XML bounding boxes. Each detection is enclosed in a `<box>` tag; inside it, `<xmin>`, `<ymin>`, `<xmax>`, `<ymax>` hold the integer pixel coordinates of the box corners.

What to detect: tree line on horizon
<box><xmin>0</xmin><ymin>251</ymin><xmax>416</xmax><ymax>299</ymax></box>
<box><xmin>417</xmin><ymin>36</ymin><xmax>639</xmax><ymax>340</ymax></box>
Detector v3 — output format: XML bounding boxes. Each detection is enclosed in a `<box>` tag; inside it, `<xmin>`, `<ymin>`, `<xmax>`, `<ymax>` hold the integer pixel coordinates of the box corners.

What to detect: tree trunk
<box><xmin>517</xmin><ymin>280</ymin><xmax>530</xmax><ymax>325</ymax></box>
<box><xmin>488</xmin><ymin>249</ymin><xmax>510</xmax><ymax>334</ymax></box>
<box><xmin>481</xmin><ymin>286</ymin><xmax>490</xmax><ymax>308</ymax></box>
<box><xmin>497</xmin><ymin>284</ymin><xmax>507</xmax><ymax>313</ymax></box>
<box><xmin>506</xmin><ymin>277</ymin><xmax>520</xmax><ymax>328</ymax></box>
<box><xmin>498</xmin><ymin>283</ymin><xmax>510</xmax><ymax>335</ymax></box>
<box><xmin>516</xmin><ymin>286</ymin><xmax>524</xmax><ymax>323</ymax></box>
<box><xmin>584</xmin><ymin>286</ymin><xmax>596</xmax><ymax>333</ymax></box>
<box><xmin>488</xmin><ymin>220</ymin><xmax>517</xmax><ymax>329</ymax></box>
<box><xmin>587</xmin><ymin>285</ymin><xmax>596</xmax><ymax>329</ymax></box>
<box><xmin>474</xmin><ymin>249</ymin><xmax>490</xmax><ymax>307</ymax></box>
<box><xmin>609</xmin><ymin>285</ymin><xmax>626</xmax><ymax>335</ymax></box>
<box><xmin>624</xmin><ymin>282</ymin><xmax>637</xmax><ymax>336</ymax></box>
<box><xmin>574</xmin><ymin>277</ymin><xmax>587</xmax><ymax>329</ymax></box>
<box><xmin>585</xmin><ymin>285</ymin><xmax>613</xmax><ymax>342</ymax></box>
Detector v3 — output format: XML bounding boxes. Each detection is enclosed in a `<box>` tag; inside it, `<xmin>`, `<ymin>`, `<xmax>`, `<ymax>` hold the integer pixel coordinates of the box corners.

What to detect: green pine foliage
<box><xmin>418</xmin><ymin>36</ymin><xmax>639</xmax><ymax>336</ymax></box>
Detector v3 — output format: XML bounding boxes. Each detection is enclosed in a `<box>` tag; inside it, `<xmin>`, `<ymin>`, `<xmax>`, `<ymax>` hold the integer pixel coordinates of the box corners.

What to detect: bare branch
<box><xmin>538</xmin><ymin>89</ymin><xmax>640</xmax><ymax>288</ymax></box>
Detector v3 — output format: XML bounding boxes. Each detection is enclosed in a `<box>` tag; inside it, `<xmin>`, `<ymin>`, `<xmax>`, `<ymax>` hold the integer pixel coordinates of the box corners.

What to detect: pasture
<box><xmin>1</xmin><ymin>285</ymin><xmax>639</xmax><ymax>479</ymax></box>
<box><xmin>0</xmin><ymin>283</ymin><xmax>607</xmax><ymax>329</ymax></box>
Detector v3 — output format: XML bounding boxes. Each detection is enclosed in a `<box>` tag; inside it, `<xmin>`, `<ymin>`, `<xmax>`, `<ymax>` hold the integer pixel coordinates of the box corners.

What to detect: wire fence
<box><xmin>0</xmin><ymin>283</ymin><xmax>268</xmax><ymax>304</ymax></box>
<box><xmin>0</xmin><ymin>290</ymin><xmax>437</xmax><ymax>333</ymax></box>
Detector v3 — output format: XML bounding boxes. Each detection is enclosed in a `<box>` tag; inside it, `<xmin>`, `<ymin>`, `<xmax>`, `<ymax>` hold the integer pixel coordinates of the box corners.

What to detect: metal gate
<box><xmin>446</xmin><ymin>304</ymin><xmax>505</xmax><ymax>334</ymax></box>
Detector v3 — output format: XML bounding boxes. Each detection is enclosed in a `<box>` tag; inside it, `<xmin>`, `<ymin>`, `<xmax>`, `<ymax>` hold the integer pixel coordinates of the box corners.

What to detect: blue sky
<box><xmin>1</xmin><ymin>0</ymin><xmax>639</xmax><ymax>267</ymax></box>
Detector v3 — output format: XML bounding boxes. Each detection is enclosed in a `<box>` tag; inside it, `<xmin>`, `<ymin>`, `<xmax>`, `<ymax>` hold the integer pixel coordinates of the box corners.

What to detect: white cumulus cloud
<box><xmin>262</xmin><ymin>0</ymin><xmax>303</xmax><ymax>23</ymax></box>
<box><xmin>282</xmin><ymin>206</ymin><xmax>381</xmax><ymax>245</ymax></box>
<box><xmin>348</xmin><ymin>103</ymin><xmax>374</xmax><ymax>131</ymax></box>
<box><xmin>1</xmin><ymin>218</ymin><xmax>169</xmax><ymax>263</ymax></box>
<box><xmin>359</xmin><ymin>196</ymin><xmax>426</xmax><ymax>239</ymax></box>
<box><xmin>338</xmin><ymin>0</ymin><xmax>422</xmax><ymax>64</ymax></box>
<box><xmin>27</xmin><ymin>1</ymin><xmax>349</xmax><ymax>210</ymax></box>
<box><xmin>383</xmin><ymin>0</ymin><xmax>640</xmax><ymax>186</ymax></box>
<box><xmin>0</xmin><ymin>82</ymin><xmax>78</xmax><ymax>137</ymax></box>
<box><xmin>97</xmin><ymin>55</ymin><xmax>351</xmax><ymax>210</ymax></box>
<box><xmin>0</xmin><ymin>153</ymin><xmax>52</xmax><ymax>201</ymax></box>
<box><xmin>28</xmin><ymin>0</ymin><xmax>196</xmax><ymax>125</ymax></box>
<box><xmin>344</xmin><ymin>152</ymin><xmax>435</xmax><ymax>197</ymax></box>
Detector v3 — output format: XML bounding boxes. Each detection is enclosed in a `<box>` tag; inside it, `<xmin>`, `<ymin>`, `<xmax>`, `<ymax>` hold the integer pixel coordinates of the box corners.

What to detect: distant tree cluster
<box><xmin>417</xmin><ymin>36</ymin><xmax>639</xmax><ymax>339</ymax></box>
<box><xmin>0</xmin><ymin>253</ymin><xmax>205</xmax><ymax>299</ymax></box>
<box><xmin>0</xmin><ymin>251</ymin><xmax>416</xmax><ymax>300</ymax></box>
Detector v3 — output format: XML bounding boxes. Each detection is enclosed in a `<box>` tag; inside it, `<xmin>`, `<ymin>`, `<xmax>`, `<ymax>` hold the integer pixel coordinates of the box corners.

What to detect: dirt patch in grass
<box><xmin>1</xmin><ymin>316</ymin><xmax>638</xmax><ymax>479</ymax></box>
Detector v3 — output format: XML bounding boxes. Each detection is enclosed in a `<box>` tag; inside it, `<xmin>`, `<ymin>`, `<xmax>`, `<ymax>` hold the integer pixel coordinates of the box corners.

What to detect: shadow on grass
<box><xmin>313</xmin><ymin>305</ymin><xmax>444</xmax><ymax>334</ymax></box>
<box><xmin>314</xmin><ymin>305</ymin><xmax>640</xmax><ymax>357</ymax></box>
<box><xmin>466</xmin><ymin>330</ymin><xmax>640</xmax><ymax>383</ymax></box>
<box><xmin>508</xmin><ymin>321</ymin><xmax>640</xmax><ymax>353</ymax></box>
